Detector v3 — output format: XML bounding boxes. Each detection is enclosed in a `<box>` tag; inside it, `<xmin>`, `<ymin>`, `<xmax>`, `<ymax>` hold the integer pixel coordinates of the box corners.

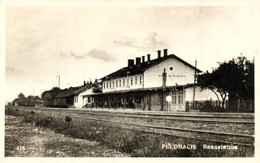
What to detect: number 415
<box><xmin>16</xmin><ymin>146</ymin><xmax>25</xmax><ymax>151</ymax></box>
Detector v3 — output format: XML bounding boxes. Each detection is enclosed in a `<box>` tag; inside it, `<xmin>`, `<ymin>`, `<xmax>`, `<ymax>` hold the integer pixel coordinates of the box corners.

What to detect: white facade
<box><xmin>102</xmin><ymin>74</ymin><xmax>144</xmax><ymax>93</ymax></box>
<box><xmin>74</xmin><ymin>92</ymin><xmax>85</xmax><ymax>108</ymax></box>
<box><xmin>185</xmin><ymin>86</ymin><xmax>220</xmax><ymax>102</ymax></box>
<box><xmin>144</xmin><ymin>58</ymin><xmax>195</xmax><ymax>88</ymax></box>
<box><xmin>73</xmin><ymin>89</ymin><xmax>93</xmax><ymax>108</ymax></box>
<box><xmin>80</xmin><ymin>89</ymin><xmax>95</xmax><ymax>107</ymax></box>
<box><xmin>103</xmin><ymin>57</ymin><xmax>196</xmax><ymax>92</ymax></box>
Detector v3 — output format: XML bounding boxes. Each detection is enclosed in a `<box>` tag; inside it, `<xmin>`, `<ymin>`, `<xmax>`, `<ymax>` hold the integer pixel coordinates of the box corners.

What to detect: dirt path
<box><xmin>5</xmin><ymin>115</ymin><xmax>129</xmax><ymax>157</ymax></box>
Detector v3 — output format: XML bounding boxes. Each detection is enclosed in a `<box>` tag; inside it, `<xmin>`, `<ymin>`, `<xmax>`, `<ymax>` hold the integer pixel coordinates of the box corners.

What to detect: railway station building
<box><xmin>54</xmin><ymin>85</ymin><xmax>87</xmax><ymax>108</ymax></box>
<box><xmin>81</xmin><ymin>49</ymin><xmax>219</xmax><ymax>111</ymax></box>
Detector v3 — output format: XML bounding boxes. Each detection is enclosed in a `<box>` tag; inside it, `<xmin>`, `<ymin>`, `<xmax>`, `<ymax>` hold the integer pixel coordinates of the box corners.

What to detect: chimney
<box><xmin>142</xmin><ymin>56</ymin><xmax>145</xmax><ymax>63</ymax></box>
<box><xmin>83</xmin><ymin>80</ymin><xmax>86</xmax><ymax>86</ymax></box>
<box><xmin>147</xmin><ymin>54</ymin><xmax>151</xmax><ymax>61</ymax></box>
<box><xmin>163</xmin><ymin>49</ymin><xmax>168</xmax><ymax>57</ymax></box>
<box><xmin>136</xmin><ymin>57</ymin><xmax>141</xmax><ymax>65</ymax></box>
<box><xmin>128</xmin><ymin>59</ymin><xmax>134</xmax><ymax>67</ymax></box>
<box><xmin>157</xmin><ymin>50</ymin><xmax>161</xmax><ymax>58</ymax></box>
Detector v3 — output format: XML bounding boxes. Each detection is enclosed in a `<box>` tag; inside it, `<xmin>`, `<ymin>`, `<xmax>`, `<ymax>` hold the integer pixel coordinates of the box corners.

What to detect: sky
<box><xmin>4</xmin><ymin>5</ymin><xmax>260</xmax><ymax>102</ymax></box>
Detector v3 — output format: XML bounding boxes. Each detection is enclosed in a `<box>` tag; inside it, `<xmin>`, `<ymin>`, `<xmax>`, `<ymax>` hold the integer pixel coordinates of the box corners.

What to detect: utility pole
<box><xmin>32</xmin><ymin>87</ymin><xmax>34</xmax><ymax>96</ymax></box>
<box><xmin>56</xmin><ymin>75</ymin><xmax>60</xmax><ymax>88</ymax></box>
<box><xmin>162</xmin><ymin>68</ymin><xmax>167</xmax><ymax>111</ymax></box>
<box><xmin>192</xmin><ymin>60</ymin><xmax>197</xmax><ymax>111</ymax></box>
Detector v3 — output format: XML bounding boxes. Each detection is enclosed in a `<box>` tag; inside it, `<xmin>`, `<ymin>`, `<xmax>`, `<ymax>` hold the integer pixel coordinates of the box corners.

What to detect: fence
<box><xmin>186</xmin><ymin>100</ymin><xmax>227</xmax><ymax>112</ymax></box>
<box><xmin>228</xmin><ymin>99</ymin><xmax>254</xmax><ymax>113</ymax></box>
<box><xmin>186</xmin><ymin>99</ymin><xmax>254</xmax><ymax>113</ymax></box>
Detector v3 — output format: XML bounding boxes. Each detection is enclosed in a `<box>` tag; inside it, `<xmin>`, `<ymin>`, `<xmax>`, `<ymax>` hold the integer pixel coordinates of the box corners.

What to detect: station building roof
<box><xmin>100</xmin><ymin>54</ymin><xmax>202</xmax><ymax>80</ymax></box>
<box><xmin>55</xmin><ymin>86</ymin><xmax>87</xmax><ymax>98</ymax></box>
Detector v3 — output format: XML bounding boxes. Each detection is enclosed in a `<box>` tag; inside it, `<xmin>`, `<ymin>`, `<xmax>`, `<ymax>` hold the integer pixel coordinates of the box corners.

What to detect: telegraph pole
<box><xmin>31</xmin><ymin>87</ymin><xmax>34</xmax><ymax>96</ymax></box>
<box><xmin>162</xmin><ymin>68</ymin><xmax>167</xmax><ymax>111</ymax></box>
<box><xmin>56</xmin><ymin>75</ymin><xmax>60</xmax><ymax>88</ymax></box>
<box><xmin>192</xmin><ymin>60</ymin><xmax>197</xmax><ymax>110</ymax></box>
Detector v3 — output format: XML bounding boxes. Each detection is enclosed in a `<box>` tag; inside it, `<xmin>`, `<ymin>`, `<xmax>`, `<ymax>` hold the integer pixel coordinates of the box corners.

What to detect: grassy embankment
<box><xmin>5</xmin><ymin>106</ymin><xmax>254</xmax><ymax>157</ymax></box>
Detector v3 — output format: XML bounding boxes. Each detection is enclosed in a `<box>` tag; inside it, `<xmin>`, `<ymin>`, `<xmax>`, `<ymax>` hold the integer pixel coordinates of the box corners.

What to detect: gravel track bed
<box><xmin>73</xmin><ymin>113</ymin><xmax>254</xmax><ymax>135</ymax></box>
<box><xmin>78</xmin><ymin>117</ymin><xmax>253</xmax><ymax>146</ymax></box>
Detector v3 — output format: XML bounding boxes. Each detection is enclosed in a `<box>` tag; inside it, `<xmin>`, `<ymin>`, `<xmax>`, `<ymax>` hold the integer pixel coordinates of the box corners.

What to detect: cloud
<box><xmin>144</xmin><ymin>32</ymin><xmax>169</xmax><ymax>49</ymax></box>
<box><xmin>113</xmin><ymin>40</ymin><xmax>134</xmax><ymax>47</ymax></box>
<box><xmin>59</xmin><ymin>51</ymin><xmax>85</xmax><ymax>59</ymax></box>
<box><xmin>59</xmin><ymin>51</ymin><xmax>68</xmax><ymax>57</ymax></box>
<box><xmin>5</xmin><ymin>66</ymin><xmax>24</xmax><ymax>77</ymax></box>
<box><xmin>113</xmin><ymin>32</ymin><xmax>169</xmax><ymax>50</ymax></box>
<box><xmin>6</xmin><ymin>67</ymin><xmax>15</xmax><ymax>72</ymax></box>
<box><xmin>58</xmin><ymin>49</ymin><xmax>117</xmax><ymax>62</ymax></box>
<box><xmin>113</xmin><ymin>37</ymin><xmax>139</xmax><ymax>49</ymax></box>
<box><xmin>70</xmin><ymin>51</ymin><xmax>85</xmax><ymax>59</ymax></box>
<box><xmin>84</xmin><ymin>49</ymin><xmax>117</xmax><ymax>62</ymax></box>
<box><xmin>113</xmin><ymin>37</ymin><xmax>136</xmax><ymax>47</ymax></box>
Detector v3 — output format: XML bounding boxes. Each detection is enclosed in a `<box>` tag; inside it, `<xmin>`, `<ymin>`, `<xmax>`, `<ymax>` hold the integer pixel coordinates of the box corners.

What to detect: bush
<box><xmin>35</xmin><ymin>116</ymin><xmax>55</xmax><ymax>128</ymax></box>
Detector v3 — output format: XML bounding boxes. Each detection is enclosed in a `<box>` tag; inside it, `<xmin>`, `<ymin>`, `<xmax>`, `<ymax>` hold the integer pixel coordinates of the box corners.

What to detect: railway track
<box><xmin>71</xmin><ymin>115</ymin><xmax>254</xmax><ymax>147</ymax></box>
<box><xmin>74</xmin><ymin>109</ymin><xmax>254</xmax><ymax>119</ymax></box>
<box><xmin>8</xmin><ymin>106</ymin><xmax>254</xmax><ymax>147</ymax></box>
<box><xmin>13</xmin><ymin>106</ymin><xmax>254</xmax><ymax>124</ymax></box>
<box><xmin>49</xmin><ymin>107</ymin><xmax>254</xmax><ymax>119</ymax></box>
<box><xmin>65</xmin><ymin>110</ymin><xmax>254</xmax><ymax>124</ymax></box>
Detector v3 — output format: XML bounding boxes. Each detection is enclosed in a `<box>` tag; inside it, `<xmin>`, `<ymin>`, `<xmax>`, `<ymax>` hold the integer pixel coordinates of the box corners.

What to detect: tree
<box><xmin>12</xmin><ymin>93</ymin><xmax>43</xmax><ymax>106</ymax></box>
<box><xmin>27</xmin><ymin>95</ymin><xmax>35</xmax><ymax>101</ymax></box>
<box><xmin>93</xmin><ymin>79</ymin><xmax>99</xmax><ymax>88</ymax></box>
<box><xmin>12</xmin><ymin>93</ymin><xmax>27</xmax><ymax>106</ymax></box>
<box><xmin>198</xmin><ymin>69</ymin><xmax>229</xmax><ymax>109</ymax></box>
<box><xmin>242</xmin><ymin>59</ymin><xmax>254</xmax><ymax>100</ymax></box>
<box><xmin>198</xmin><ymin>55</ymin><xmax>254</xmax><ymax>111</ymax></box>
<box><xmin>27</xmin><ymin>95</ymin><xmax>36</xmax><ymax>106</ymax></box>
<box><xmin>18</xmin><ymin>93</ymin><xmax>26</xmax><ymax>99</ymax></box>
<box><xmin>34</xmin><ymin>96</ymin><xmax>41</xmax><ymax>100</ymax></box>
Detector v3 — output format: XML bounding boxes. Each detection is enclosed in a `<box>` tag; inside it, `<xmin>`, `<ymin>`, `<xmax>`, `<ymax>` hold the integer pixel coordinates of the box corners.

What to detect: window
<box><xmin>109</xmin><ymin>81</ymin><xmax>111</xmax><ymax>88</ymax></box>
<box><xmin>113</xmin><ymin>81</ymin><xmax>114</xmax><ymax>88</ymax></box>
<box><xmin>178</xmin><ymin>91</ymin><xmax>184</xmax><ymax>104</ymax></box>
<box><xmin>130</xmin><ymin>77</ymin><xmax>133</xmax><ymax>85</ymax></box>
<box><xmin>135</xmin><ymin>96</ymin><xmax>141</xmax><ymax>103</ymax></box>
<box><xmin>119</xmin><ymin>80</ymin><xmax>121</xmax><ymax>87</ymax></box>
<box><xmin>103</xmin><ymin>82</ymin><xmax>105</xmax><ymax>89</ymax></box>
<box><xmin>172</xmin><ymin>91</ymin><xmax>177</xmax><ymax>104</ymax></box>
<box><xmin>116</xmin><ymin>80</ymin><xmax>118</xmax><ymax>87</ymax></box>
<box><xmin>106</xmin><ymin>82</ymin><xmax>108</xmax><ymax>89</ymax></box>
<box><xmin>140</xmin><ymin>76</ymin><xmax>142</xmax><ymax>84</ymax></box>
<box><xmin>127</xmin><ymin>78</ymin><xmax>129</xmax><ymax>86</ymax></box>
<box><xmin>123</xmin><ymin>79</ymin><xmax>125</xmax><ymax>87</ymax></box>
<box><xmin>135</xmin><ymin>76</ymin><xmax>137</xmax><ymax>85</ymax></box>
